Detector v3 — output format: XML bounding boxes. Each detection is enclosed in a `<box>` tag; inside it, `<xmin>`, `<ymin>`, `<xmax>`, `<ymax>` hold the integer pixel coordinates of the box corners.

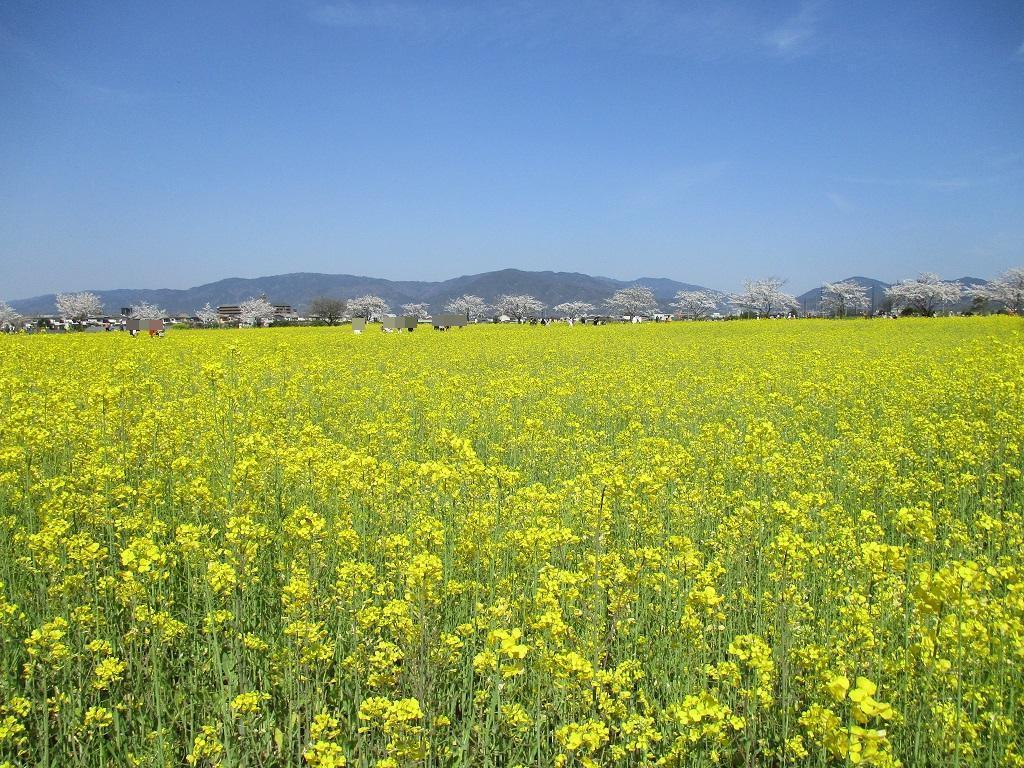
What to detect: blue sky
<box><xmin>1</xmin><ymin>1</ymin><xmax>1022</xmax><ymax>298</ymax></box>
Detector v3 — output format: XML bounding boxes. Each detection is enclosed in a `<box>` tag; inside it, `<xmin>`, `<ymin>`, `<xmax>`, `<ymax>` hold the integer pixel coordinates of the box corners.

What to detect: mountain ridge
<box><xmin>7</xmin><ymin>269</ymin><xmax>713</xmax><ymax>316</ymax></box>
<box><xmin>8</xmin><ymin>269</ymin><xmax>985</xmax><ymax>316</ymax></box>
<box><xmin>795</xmin><ymin>275</ymin><xmax>986</xmax><ymax>313</ymax></box>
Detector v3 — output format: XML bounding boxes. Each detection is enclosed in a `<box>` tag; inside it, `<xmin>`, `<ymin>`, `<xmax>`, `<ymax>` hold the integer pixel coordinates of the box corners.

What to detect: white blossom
<box><xmin>195</xmin><ymin>303</ymin><xmax>220</xmax><ymax>325</ymax></box>
<box><xmin>730</xmin><ymin>278</ymin><xmax>798</xmax><ymax>318</ymax></box>
<box><xmin>444</xmin><ymin>294</ymin><xmax>489</xmax><ymax>321</ymax></box>
<box><xmin>55</xmin><ymin>291</ymin><xmax>104</xmax><ymax>321</ymax></box>
<box><xmin>885</xmin><ymin>273</ymin><xmax>962</xmax><ymax>316</ymax></box>
<box><xmin>347</xmin><ymin>295</ymin><xmax>390</xmax><ymax>321</ymax></box>
<box><xmin>820</xmin><ymin>281</ymin><xmax>870</xmax><ymax>318</ymax></box>
<box><xmin>239</xmin><ymin>296</ymin><xmax>276</xmax><ymax>326</ymax></box>
<box><xmin>129</xmin><ymin>301</ymin><xmax>166</xmax><ymax>320</ymax></box>
<box><xmin>605</xmin><ymin>286</ymin><xmax>659</xmax><ymax>319</ymax></box>
<box><xmin>400</xmin><ymin>302</ymin><xmax>431</xmax><ymax>319</ymax></box>
<box><xmin>0</xmin><ymin>300</ymin><xmax>20</xmax><ymax>329</ymax></box>
<box><xmin>553</xmin><ymin>301</ymin><xmax>595</xmax><ymax>320</ymax></box>
<box><xmin>972</xmin><ymin>267</ymin><xmax>1024</xmax><ymax>313</ymax></box>
<box><xmin>495</xmin><ymin>295</ymin><xmax>545</xmax><ymax>322</ymax></box>
<box><xmin>670</xmin><ymin>290</ymin><xmax>719</xmax><ymax>320</ymax></box>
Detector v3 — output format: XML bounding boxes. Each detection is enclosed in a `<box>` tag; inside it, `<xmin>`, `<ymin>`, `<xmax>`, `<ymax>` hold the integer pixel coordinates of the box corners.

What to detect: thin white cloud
<box><xmin>309</xmin><ymin>2</ymin><xmax>467</xmax><ymax>35</ymax></box>
<box><xmin>764</xmin><ymin>1</ymin><xmax>822</xmax><ymax>57</ymax></box>
<box><xmin>840</xmin><ymin>175</ymin><xmax>989</xmax><ymax>191</ymax></box>
<box><xmin>308</xmin><ymin>2</ymin><xmax>819</xmax><ymax>60</ymax></box>
<box><xmin>978</xmin><ymin>147</ymin><xmax>1024</xmax><ymax>169</ymax></box>
<box><xmin>827</xmin><ymin>192</ymin><xmax>853</xmax><ymax>212</ymax></box>
<box><xmin>0</xmin><ymin>23</ymin><xmax>147</xmax><ymax>104</ymax></box>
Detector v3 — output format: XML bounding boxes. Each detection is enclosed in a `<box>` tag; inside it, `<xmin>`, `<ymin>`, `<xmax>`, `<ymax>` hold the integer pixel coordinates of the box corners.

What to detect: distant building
<box><xmin>217</xmin><ymin>305</ymin><xmax>241</xmax><ymax>322</ymax></box>
<box><xmin>217</xmin><ymin>303</ymin><xmax>296</xmax><ymax>322</ymax></box>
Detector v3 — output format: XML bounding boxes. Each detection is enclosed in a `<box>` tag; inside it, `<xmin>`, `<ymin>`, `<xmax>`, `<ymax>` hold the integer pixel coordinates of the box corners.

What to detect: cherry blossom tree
<box><xmin>445</xmin><ymin>295</ymin><xmax>489</xmax><ymax>321</ymax></box>
<box><xmin>195</xmin><ymin>303</ymin><xmax>220</xmax><ymax>326</ymax></box>
<box><xmin>129</xmin><ymin>301</ymin><xmax>166</xmax><ymax>320</ymax></box>
<box><xmin>495</xmin><ymin>295</ymin><xmax>544</xmax><ymax>322</ymax></box>
<box><xmin>400</xmin><ymin>302</ymin><xmax>431</xmax><ymax>319</ymax></box>
<box><xmin>553</xmin><ymin>301</ymin><xmax>595</xmax><ymax>321</ymax></box>
<box><xmin>885</xmin><ymin>273</ymin><xmax>962</xmax><ymax>316</ymax></box>
<box><xmin>0</xmin><ymin>300</ymin><xmax>19</xmax><ymax>330</ymax></box>
<box><xmin>972</xmin><ymin>267</ymin><xmax>1024</xmax><ymax>313</ymax></box>
<box><xmin>670</xmin><ymin>290</ymin><xmax>718</xmax><ymax>320</ymax></box>
<box><xmin>347</xmin><ymin>295</ymin><xmax>390</xmax><ymax>321</ymax></box>
<box><xmin>730</xmin><ymin>278</ymin><xmax>798</xmax><ymax>318</ymax></box>
<box><xmin>820</xmin><ymin>281</ymin><xmax>870</xmax><ymax>318</ymax></box>
<box><xmin>605</xmin><ymin>286</ymin><xmax>659</xmax><ymax>319</ymax></box>
<box><xmin>239</xmin><ymin>297</ymin><xmax>276</xmax><ymax>326</ymax></box>
<box><xmin>55</xmin><ymin>291</ymin><xmax>104</xmax><ymax>321</ymax></box>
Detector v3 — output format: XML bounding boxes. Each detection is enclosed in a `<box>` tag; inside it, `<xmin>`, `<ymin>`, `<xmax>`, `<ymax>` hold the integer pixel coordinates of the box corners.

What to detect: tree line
<box><xmin>299</xmin><ymin>268</ymin><xmax>1023</xmax><ymax>323</ymax></box>
<box><xmin>1</xmin><ymin>267</ymin><xmax>1021</xmax><ymax>331</ymax></box>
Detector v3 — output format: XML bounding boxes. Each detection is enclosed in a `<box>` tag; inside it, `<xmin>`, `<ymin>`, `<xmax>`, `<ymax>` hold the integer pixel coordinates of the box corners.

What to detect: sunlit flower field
<box><xmin>1</xmin><ymin>318</ymin><xmax>1022</xmax><ymax>767</ymax></box>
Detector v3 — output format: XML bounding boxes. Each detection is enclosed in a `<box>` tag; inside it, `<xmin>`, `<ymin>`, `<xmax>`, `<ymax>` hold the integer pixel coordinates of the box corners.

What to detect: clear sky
<box><xmin>2</xmin><ymin>1</ymin><xmax>1023</xmax><ymax>298</ymax></box>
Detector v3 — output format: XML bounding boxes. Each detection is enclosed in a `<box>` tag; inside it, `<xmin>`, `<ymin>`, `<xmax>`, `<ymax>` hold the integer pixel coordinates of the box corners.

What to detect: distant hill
<box><xmin>9</xmin><ymin>269</ymin><xmax>715</xmax><ymax>316</ymax></box>
<box><xmin>796</xmin><ymin>277</ymin><xmax>891</xmax><ymax>314</ymax></box>
<box><xmin>796</xmin><ymin>275</ymin><xmax>985</xmax><ymax>314</ymax></box>
<box><xmin>10</xmin><ymin>269</ymin><xmax>989</xmax><ymax>317</ymax></box>
<box><xmin>952</xmin><ymin>276</ymin><xmax>988</xmax><ymax>289</ymax></box>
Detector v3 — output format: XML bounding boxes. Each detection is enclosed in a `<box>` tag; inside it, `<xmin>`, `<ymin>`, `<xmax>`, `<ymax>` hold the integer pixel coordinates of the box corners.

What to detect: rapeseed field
<box><xmin>0</xmin><ymin>317</ymin><xmax>1022</xmax><ymax>767</ymax></box>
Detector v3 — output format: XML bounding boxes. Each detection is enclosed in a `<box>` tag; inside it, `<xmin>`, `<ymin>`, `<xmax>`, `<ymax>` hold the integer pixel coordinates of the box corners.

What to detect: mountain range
<box><xmin>793</xmin><ymin>275</ymin><xmax>986</xmax><ymax>314</ymax></box>
<box><xmin>7</xmin><ymin>269</ymin><xmax>986</xmax><ymax>316</ymax></box>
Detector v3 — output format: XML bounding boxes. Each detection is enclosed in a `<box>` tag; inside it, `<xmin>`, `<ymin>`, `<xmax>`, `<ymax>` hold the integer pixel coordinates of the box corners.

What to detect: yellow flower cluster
<box><xmin>0</xmin><ymin>317</ymin><xmax>1022</xmax><ymax>766</ymax></box>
